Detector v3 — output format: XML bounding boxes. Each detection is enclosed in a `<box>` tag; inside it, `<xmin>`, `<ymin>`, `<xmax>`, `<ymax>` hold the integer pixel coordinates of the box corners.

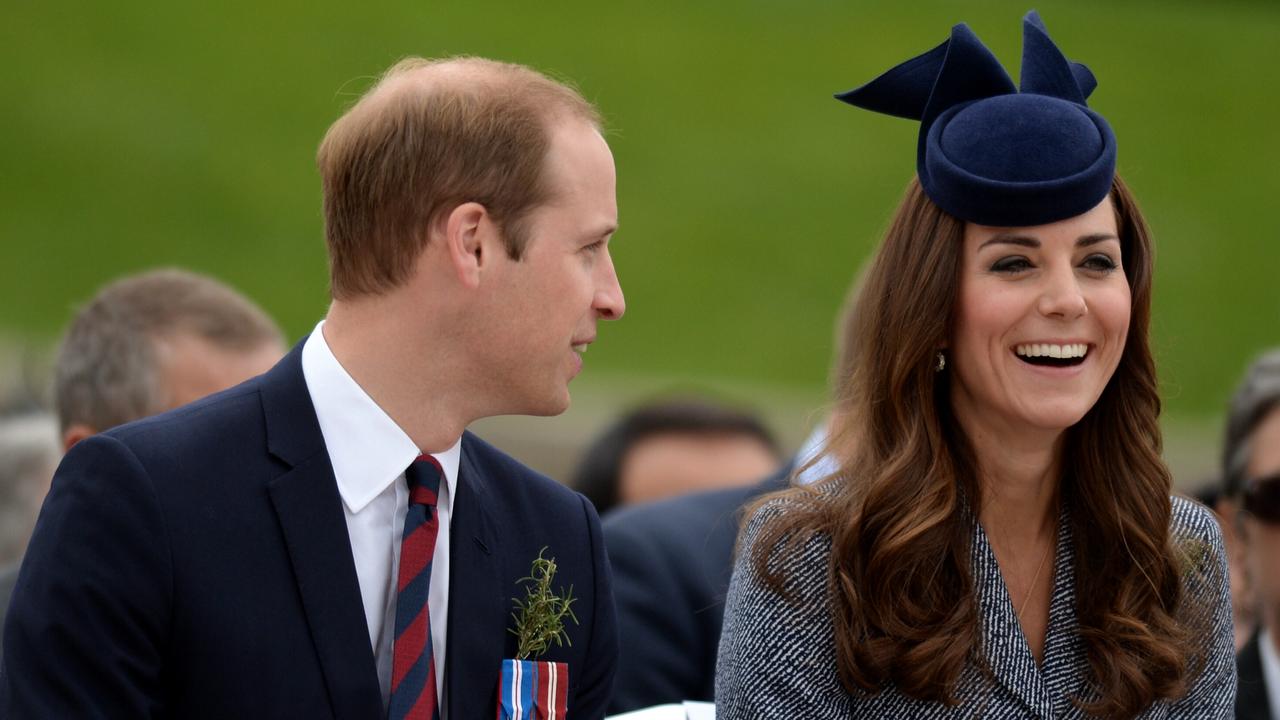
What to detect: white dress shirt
<box><xmin>301</xmin><ymin>321</ymin><xmax>460</xmax><ymax>713</ymax></box>
<box><xmin>1261</xmin><ymin>628</ymin><xmax>1280</xmax><ymax>720</ymax></box>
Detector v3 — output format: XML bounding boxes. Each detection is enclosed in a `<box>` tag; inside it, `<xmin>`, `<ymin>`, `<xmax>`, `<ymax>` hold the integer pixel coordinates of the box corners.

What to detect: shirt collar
<box><xmin>301</xmin><ymin>320</ymin><xmax>461</xmax><ymax>514</ymax></box>
<box><xmin>1260</xmin><ymin>628</ymin><xmax>1280</xmax><ymax>719</ymax></box>
<box><xmin>795</xmin><ymin>422</ymin><xmax>838</xmax><ymax>485</ymax></box>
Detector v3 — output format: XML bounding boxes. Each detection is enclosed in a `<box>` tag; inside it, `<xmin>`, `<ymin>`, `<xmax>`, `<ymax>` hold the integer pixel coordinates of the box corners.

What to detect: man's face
<box><xmin>618</xmin><ymin>432</ymin><xmax>781</xmax><ymax>507</ymax></box>
<box><xmin>478</xmin><ymin>117</ymin><xmax>625</xmax><ymax>416</ymax></box>
<box><xmin>1242</xmin><ymin>407</ymin><xmax>1280</xmax><ymax>634</ymax></box>
<box><xmin>154</xmin><ymin>332</ymin><xmax>285</xmax><ymax>410</ymax></box>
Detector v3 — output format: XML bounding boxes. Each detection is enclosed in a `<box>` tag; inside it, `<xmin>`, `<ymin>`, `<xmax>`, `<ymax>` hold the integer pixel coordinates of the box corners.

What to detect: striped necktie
<box><xmin>388</xmin><ymin>454</ymin><xmax>443</xmax><ymax>720</ymax></box>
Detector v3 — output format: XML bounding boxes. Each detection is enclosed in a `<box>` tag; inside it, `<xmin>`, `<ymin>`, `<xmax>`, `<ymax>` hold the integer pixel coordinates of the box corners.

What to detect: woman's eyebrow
<box><xmin>978</xmin><ymin>232</ymin><xmax>1119</xmax><ymax>250</ymax></box>
<box><xmin>1077</xmin><ymin>233</ymin><xmax>1118</xmax><ymax>247</ymax></box>
<box><xmin>978</xmin><ymin>234</ymin><xmax>1038</xmax><ymax>250</ymax></box>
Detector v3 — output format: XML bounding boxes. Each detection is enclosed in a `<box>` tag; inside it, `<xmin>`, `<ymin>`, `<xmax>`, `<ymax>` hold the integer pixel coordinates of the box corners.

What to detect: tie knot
<box><xmin>406</xmin><ymin>454</ymin><xmax>442</xmax><ymax>507</ymax></box>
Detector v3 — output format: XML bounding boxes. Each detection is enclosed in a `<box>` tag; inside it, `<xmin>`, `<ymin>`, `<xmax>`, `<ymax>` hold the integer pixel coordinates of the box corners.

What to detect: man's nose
<box><xmin>594</xmin><ymin>251</ymin><xmax>625</xmax><ymax>320</ymax></box>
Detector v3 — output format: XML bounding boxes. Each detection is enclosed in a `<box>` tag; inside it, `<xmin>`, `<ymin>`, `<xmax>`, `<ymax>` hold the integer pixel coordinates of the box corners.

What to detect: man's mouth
<box><xmin>572</xmin><ymin>343</ymin><xmax>588</xmax><ymax>354</ymax></box>
<box><xmin>1014</xmin><ymin>342</ymin><xmax>1089</xmax><ymax>368</ymax></box>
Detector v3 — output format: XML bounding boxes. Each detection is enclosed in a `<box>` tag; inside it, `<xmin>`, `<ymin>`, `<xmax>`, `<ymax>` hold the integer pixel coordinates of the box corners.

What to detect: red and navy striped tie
<box><xmin>388</xmin><ymin>454</ymin><xmax>443</xmax><ymax>720</ymax></box>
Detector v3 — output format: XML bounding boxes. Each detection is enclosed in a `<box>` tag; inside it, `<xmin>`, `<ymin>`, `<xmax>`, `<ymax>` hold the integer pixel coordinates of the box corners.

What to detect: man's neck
<box><xmin>322</xmin><ymin>302</ymin><xmax>472</xmax><ymax>453</ymax></box>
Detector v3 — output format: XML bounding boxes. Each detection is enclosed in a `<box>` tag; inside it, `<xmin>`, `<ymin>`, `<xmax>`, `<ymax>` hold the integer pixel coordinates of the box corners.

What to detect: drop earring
<box><xmin>935</xmin><ymin>351</ymin><xmax>946</xmax><ymax>372</ymax></box>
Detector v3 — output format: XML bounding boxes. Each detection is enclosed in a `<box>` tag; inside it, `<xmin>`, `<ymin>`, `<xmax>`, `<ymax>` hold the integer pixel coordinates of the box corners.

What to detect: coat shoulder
<box><xmin>104</xmin><ymin>379</ymin><xmax>269</xmax><ymax>465</ymax></box>
<box><xmin>1169</xmin><ymin>494</ymin><xmax>1224</xmax><ymax>545</ymax></box>
<box><xmin>1168</xmin><ymin>494</ymin><xmax>1228</xmax><ymax>589</ymax></box>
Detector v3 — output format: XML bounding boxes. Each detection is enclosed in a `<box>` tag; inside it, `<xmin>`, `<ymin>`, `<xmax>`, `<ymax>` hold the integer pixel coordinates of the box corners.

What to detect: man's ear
<box><xmin>438</xmin><ymin>202</ymin><xmax>493</xmax><ymax>289</ymax></box>
<box><xmin>62</xmin><ymin>424</ymin><xmax>96</xmax><ymax>452</ymax></box>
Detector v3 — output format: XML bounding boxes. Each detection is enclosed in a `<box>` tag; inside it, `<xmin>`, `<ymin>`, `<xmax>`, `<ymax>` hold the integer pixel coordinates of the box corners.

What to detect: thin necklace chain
<box><xmin>1016</xmin><ymin>541</ymin><xmax>1053</xmax><ymax>621</ymax></box>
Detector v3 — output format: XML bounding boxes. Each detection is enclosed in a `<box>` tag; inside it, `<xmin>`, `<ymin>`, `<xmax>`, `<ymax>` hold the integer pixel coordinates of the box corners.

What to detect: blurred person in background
<box><xmin>1192</xmin><ymin>478</ymin><xmax>1255</xmax><ymax>651</ymax></box>
<box><xmin>573</xmin><ymin>399</ymin><xmax>783</xmax><ymax>518</ymax></box>
<box><xmin>0</xmin><ymin>268</ymin><xmax>285</xmax><ymax>645</ymax></box>
<box><xmin>1224</xmin><ymin>349</ymin><xmax>1280</xmax><ymax>720</ymax></box>
<box><xmin>0</xmin><ymin>412</ymin><xmax>60</xmax><ymax>638</ymax></box>
<box><xmin>602</xmin><ymin>284</ymin><xmax>856</xmax><ymax>713</ymax></box>
<box><xmin>53</xmin><ymin>268</ymin><xmax>286</xmax><ymax>452</ymax></box>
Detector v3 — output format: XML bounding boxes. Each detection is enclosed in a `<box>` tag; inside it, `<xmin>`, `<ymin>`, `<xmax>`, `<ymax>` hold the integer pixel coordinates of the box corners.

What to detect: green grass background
<box><xmin>2</xmin><ymin>0</ymin><xmax>1278</xmax><ymax>464</ymax></box>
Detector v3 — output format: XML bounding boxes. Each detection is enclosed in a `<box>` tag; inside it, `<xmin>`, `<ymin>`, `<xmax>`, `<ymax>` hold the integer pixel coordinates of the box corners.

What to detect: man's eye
<box><xmin>990</xmin><ymin>256</ymin><xmax>1033</xmax><ymax>273</ymax></box>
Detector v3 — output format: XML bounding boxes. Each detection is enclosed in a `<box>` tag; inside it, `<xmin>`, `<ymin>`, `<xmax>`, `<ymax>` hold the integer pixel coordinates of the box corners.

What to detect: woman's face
<box><xmin>950</xmin><ymin>196</ymin><xmax>1131</xmax><ymax>436</ymax></box>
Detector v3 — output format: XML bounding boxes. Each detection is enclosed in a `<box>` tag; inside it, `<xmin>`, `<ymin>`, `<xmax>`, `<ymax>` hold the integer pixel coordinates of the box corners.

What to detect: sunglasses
<box><xmin>1243</xmin><ymin>473</ymin><xmax>1280</xmax><ymax>524</ymax></box>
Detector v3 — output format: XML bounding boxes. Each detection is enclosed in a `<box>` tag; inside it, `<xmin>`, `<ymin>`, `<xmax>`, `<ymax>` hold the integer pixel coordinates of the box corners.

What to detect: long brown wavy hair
<box><xmin>751</xmin><ymin>176</ymin><xmax>1199</xmax><ymax>718</ymax></box>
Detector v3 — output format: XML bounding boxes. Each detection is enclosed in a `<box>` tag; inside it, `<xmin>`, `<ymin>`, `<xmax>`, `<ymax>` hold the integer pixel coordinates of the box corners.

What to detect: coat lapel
<box><xmin>260</xmin><ymin>342</ymin><xmax>383</xmax><ymax>720</ymax></box>
<box><xmin>972</xmin><ymin>516</ymin><xmax>1056</xmax><ymax>718</ymax></box>
<box><xmin>1038</xmin><ymin>515</ymin><xmax>1088</xmax><ymax>716</ymax></box>
<box><xmin>444</xmin><ymin>435</ymin><xmax>505</xmax><ymax>719</ymax></box>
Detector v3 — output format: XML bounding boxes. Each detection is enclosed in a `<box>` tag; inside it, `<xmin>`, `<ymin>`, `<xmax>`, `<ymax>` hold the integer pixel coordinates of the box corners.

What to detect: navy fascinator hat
<box><xmin>837</xmin><ymin>11</ymin><xmax>1116</xmax><ymax>227</ymax></box>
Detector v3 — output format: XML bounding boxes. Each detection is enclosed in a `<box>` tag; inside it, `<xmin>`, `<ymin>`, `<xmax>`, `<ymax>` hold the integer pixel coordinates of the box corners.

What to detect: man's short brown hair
<box><xmin>54</xmin><ymin>269</ymin><xmax>284</xmax><ymax>433</ymax></box>
<box><xmin>316</xmin><ymin>56</ymin><xmax>603</xmax><ymax>300</ymax></box>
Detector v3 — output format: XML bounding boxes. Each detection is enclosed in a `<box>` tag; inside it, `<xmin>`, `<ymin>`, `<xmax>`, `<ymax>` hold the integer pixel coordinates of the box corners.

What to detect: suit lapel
<box><xmin>1236</xmin><ymin>633</ymin><xmax>1272</xmax><ymax>720</ymax></box>
<box><xmin>444</xmin><ymin>435</ymin><xmax>505</xmax><ymax>720</ymax></box>
<box><xmin>260</xmin><ymin>341</ymin><xmax>383</xmax><ymax>720</ymax></box>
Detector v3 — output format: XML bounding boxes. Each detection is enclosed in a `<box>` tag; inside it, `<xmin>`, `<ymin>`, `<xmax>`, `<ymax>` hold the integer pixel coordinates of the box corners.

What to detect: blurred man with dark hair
<box><xmin>572</xmin><ymin>399</ymin><xmax>782</xmax><ymax>517</ymax></box>
<box><xmin>3</xmin><ymin>57</ymin><xmax>624</xmax><ymax>719</ymax></box>
<box><xmin>603</xmin><ymin>279</ymin><xmax>859</xmax><ymax>713</ymax></box>
<box><xmin>1225</xmin><ymin>349</ymin><xmax>1280</xmax><ymax>720</ymax></box>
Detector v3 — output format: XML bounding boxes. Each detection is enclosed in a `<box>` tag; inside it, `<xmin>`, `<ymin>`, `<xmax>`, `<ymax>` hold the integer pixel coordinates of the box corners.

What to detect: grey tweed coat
<box><xmin>715</xmin><ymin>495</ymin><xmax>1235</xmax><ymax>718</ymax></box>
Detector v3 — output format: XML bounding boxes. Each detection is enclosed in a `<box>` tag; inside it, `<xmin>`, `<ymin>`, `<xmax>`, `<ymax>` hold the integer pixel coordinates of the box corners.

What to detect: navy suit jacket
<box><xmin>1236</xmin><ymin>631</ymin><xmax>1273</xmax><ymax>720</ymax></box>
<box><xmin>601</xmin><ymin>464</ymin><xmax>790</xmax><ymax>713</ymax></box>
<box><xmin>0</xmin><ymin>343</ymin><xmax>618</xmax><ymax>719</ymax></box>
<box><xmin>0</xmin><ymin>563</ymin><xmax>16</xmax><ymax>649</ymax></box>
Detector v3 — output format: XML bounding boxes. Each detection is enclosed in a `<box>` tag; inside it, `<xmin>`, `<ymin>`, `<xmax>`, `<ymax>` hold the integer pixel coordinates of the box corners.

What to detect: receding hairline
<box><xmin>355</xmin><ymin>56</ymin><xmax>601</xmax><ymax>129</ymax></box>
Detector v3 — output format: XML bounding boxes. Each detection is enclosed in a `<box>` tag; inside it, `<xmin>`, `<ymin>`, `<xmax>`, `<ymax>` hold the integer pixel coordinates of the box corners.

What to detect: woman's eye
<box><xmin>1082</xmin><ymin>254</ymin><xmax>1118</xmax><ymax>272</ymax></box>
<box><xmin>990</xmin><ymin>256</ymin><xmax>1033</xmax><ymax>273</ymax></box>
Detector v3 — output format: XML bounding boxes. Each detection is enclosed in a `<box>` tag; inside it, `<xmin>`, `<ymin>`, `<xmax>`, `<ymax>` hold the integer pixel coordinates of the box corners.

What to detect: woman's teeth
<box><xmin>1015</xmin><ymin>343</ymin><xmax>1088</xmax><ymax>359</ymax></box>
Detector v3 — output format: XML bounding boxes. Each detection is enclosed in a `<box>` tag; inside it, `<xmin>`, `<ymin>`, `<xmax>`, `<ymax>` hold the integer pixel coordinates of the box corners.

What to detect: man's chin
<box><xmin>515</xmin><ymin>388</ymin><xmax>572</xmax><ymax>418</ymax></box>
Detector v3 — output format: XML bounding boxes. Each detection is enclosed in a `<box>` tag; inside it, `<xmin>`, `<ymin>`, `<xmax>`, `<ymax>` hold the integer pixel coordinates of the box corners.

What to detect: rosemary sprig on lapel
<box><xmin>510</xmin><ymin>547</ymin><xmax>579</xmax><ymax>660</ymax></box>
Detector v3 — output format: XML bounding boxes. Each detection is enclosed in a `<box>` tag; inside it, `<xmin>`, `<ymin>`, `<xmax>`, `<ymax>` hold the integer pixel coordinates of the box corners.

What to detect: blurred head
<box><xmin>317</xmin><ymin>57</ymin><xmax>624</xmax><ymax>417</ymax></box>
<box><xmin>0</xmin><ymin>412</ymin><xmax>60</xmax><ymax>565</ymax></box>
<box><xmin>573</xmin><ymin>400</ymin><xmax>782</xmax><ymax>516</ymax></box>
<box><xmin>1222</xmin><ymin>349</ymin><xmax>1280</xmax><ymax>635</ymax></box>
<box><xmin>54</xmin><ymin>269</ymin><xmax>285</xmax><ymax>450</ymax></box>
<box><xmin>1222</xmin><ymin>349</ymin><xmax>1280</xmax><ymax>499</ymax></box>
